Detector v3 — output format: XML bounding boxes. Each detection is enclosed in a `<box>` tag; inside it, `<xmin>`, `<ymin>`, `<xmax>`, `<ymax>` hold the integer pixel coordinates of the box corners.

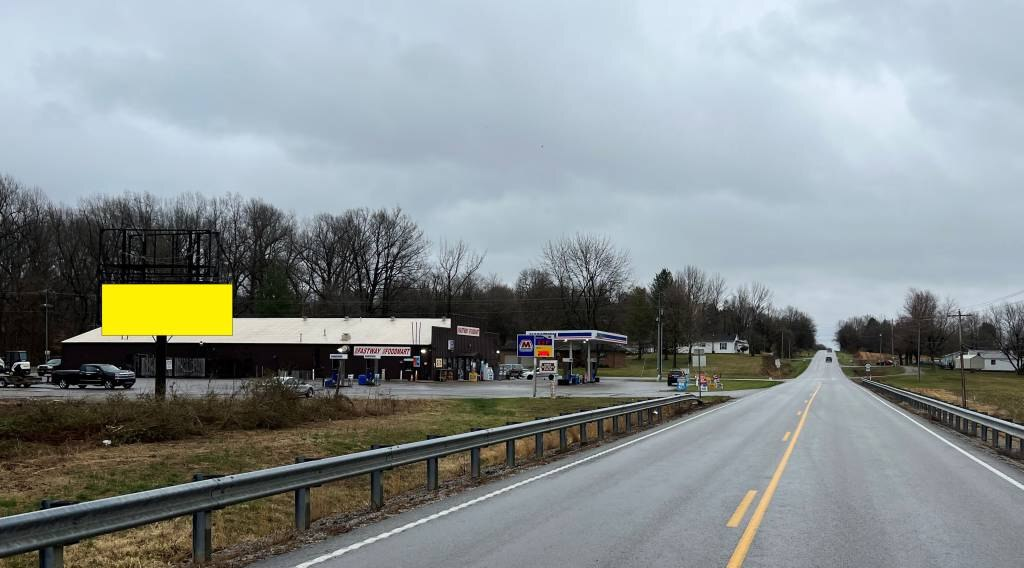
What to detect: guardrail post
<box><xmin>370</xmin><ymin>445</ymin><xmax>386</xmax><ymax>509</ymax></box>
<box><xmin>626</xmin><ymin>412</ymin><xmax>633</xmax><ymax>433</ymax></box>
<box><xmin>981</xmin><ymin>425</ymin><xmax>988</xmax><ymax>442</ymax></box>
<box><xmin>991</xmin><ymin>431</ymin><xmax>1001</xmax><ymax>449</ymax></box>
<box><xmin>469</xmin><ymin>429</ymin><xmax>482</xmax><ymax>479</ymax></box>
<box><xmin>293</xmin><ymin>457</ymin><xmax>315</xmax><ymax>531</ymax></box>
<box><xmin>596</xmin><ymin>417</ymin><xmax>605</xmax><ymax>440</ymax></box>
<box><xmin>505</xmin><ymin>423</ymin><xmax>519</xmax><ymax>467</ymax></box>
<box><xmin>1005</xmin><ymin>434</ymin><xmax>1014</xmax><ymax>451</ymax></box>
<box><xmin>534</xmin><ymin>418</ymin><xmax>546</xmax><ymax>458</ymax></box>
<box><xmin>191</xmin><ymin>474</ymin><xmax>213</xmax><ymax>564</ymax></box>
<box><xmin>577</xmin><ymin>411</ymin><xmax>589</xmax><ymax>445</ymax></box>
<box><xmin>612</xmin><ymin>415</ymin><xmax>620</xmax><ymax>434</ymax></box>
<box><xmin>38</xmin><ymin>500</ymin><xmax>75</xmax><ymax>568</ymax></box>
<box><xmin>426</xmin><ymin>435</ymin><xmax>441</xmax><ymax>491</ymax></box>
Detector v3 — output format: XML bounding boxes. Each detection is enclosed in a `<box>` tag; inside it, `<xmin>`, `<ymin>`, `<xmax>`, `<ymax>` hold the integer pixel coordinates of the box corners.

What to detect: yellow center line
<box><xmin>727</xmin><ymin>384</ymin><xmax>822</xmax><ymax>568</ymax></box>
<box><xmin>782</xmin><ymin>431</ymin><xmax>791</xmax><ymax>442</ymax></box>
<box><xmin>726</xmin><ymin>490</ymin><xmax>759</xmax><ymax>528</ymax></box>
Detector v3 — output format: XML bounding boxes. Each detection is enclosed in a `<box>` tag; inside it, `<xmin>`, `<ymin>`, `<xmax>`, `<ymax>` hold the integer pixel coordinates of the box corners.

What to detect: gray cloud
<box><xmin>2</xmin><ymin>1</ymin><xmax>1023</xmax><ymax>343</ymax></box>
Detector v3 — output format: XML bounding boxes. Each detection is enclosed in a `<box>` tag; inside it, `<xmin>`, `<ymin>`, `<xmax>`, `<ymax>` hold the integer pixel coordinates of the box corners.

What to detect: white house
<box><xmin>942</xmin><ymin>350</ymin><xmax>1018</xmax><ymax>373</ymax></box>
<box><xmin>676</xmin><ymin>335</ymin><xmax>750</xmax><ymax>355</ymax></box>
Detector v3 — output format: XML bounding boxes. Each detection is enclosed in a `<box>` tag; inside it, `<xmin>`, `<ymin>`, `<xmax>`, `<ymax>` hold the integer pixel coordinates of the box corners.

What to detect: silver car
<box><xmin>274</xmin><ymin>376</ymin><xmax>316</xmax><ymax>398</ymax></box>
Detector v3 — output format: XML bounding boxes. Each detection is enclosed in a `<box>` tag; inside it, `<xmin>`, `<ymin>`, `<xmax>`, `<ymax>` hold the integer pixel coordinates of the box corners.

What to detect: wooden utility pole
<box><xmin>948</xmin><ymin>310</ymin><xmax>975</xmax><ymax>408</ymax></box>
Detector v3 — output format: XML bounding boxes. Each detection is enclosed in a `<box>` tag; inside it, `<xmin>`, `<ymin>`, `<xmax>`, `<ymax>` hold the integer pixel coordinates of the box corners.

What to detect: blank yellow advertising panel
<box><xmin>101</xmin><ymin>284</ymin><xmax>233</xmax><ymax>336</ymax></box>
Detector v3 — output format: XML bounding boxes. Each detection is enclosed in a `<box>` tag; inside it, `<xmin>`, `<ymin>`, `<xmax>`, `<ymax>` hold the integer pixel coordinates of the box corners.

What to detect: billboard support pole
<box><xmin>155</xmin><ymin>335</ymin><xmax>167</xmax><ymax>399</ymax></box>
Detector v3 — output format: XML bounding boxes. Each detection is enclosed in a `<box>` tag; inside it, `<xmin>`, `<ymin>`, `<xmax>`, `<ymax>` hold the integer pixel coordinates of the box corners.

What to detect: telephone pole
<box><xmin>948</xmin><ymin>310</ymin><xmax>975</xmax><ymax>408</ymax></box>
<box><xmin>656</xmin><ymin>294</ymin><xmax>663</xmax><ymax>382</ymax></box>
<box><xmin>42</xmin><ymin>289</ymin><xmax>53</xmax><ymax>362</ymax></box>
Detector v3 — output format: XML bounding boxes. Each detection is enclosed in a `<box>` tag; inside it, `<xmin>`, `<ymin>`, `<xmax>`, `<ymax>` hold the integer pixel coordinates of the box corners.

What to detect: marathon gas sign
<box><xmin>354</xmin><ymin>346</ymin><xmax>412</xmax><ymax>358</ymax></box>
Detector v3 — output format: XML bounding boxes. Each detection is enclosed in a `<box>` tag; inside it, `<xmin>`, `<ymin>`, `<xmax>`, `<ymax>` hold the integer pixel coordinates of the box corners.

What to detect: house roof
<box><xmin>694</xmin><ymin>335</ymin><xmax>745</xmax><ymax>344</ymax></box>
<box><xmin>63</xmin><ymin>317</ymin><xmax>450</xmax><ymax>346</ymax></box>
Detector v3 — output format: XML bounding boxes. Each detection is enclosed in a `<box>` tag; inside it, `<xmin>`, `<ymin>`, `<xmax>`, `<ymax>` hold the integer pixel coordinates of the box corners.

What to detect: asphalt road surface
<box><xmin>254</xmin><ymin>351</ymin><xmax>1024</xmax><ymax>568</ymax></box>
<box><xmin>0</xmin><ymin>377</ymin><xmax>768</xmax><ymax>400</ymax></box>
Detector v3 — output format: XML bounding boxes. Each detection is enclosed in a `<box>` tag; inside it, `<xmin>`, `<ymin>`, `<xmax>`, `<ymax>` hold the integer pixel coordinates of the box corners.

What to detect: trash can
<box><xmin>357</xmin><ymin>373</ymin><xmax>368</xmax><ymax>385</ymax></box>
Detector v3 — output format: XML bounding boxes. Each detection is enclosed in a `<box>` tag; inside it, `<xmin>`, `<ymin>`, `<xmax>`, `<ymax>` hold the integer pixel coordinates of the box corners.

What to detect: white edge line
<box><xmin>863</xmin><ymin>388</ymin><xmax>1024</xmax><ymax>492</ymax></box>
<box><xmin>292</xmin><ymin>401</ymin><xmax>736</xmax><ymax>568</ymax></box>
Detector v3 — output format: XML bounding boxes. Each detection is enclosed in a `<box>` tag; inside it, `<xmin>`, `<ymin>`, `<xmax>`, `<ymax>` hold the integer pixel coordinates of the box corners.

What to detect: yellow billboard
<box><xmin>101</xmin><ymin>284</ymin><xmax>233</xmax><ymax>336</ymax></box>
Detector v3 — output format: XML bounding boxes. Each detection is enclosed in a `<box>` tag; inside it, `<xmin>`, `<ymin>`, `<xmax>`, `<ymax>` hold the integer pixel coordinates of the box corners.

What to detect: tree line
<box><xmin>834</xmin><ymin>287</ymin><xmax>1024</xmax><ymax>374</ymax></box>
<box><xmin>0</xmin><ymin>174</ymin><xmax>817</xmax><ymax>363</ymax></box>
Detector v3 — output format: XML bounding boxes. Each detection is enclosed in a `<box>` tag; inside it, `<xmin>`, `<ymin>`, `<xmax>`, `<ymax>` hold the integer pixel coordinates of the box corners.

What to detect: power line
<box><xmin>962</xmin><ymin>288</ymin><xmax>1024</xmax><ymax>311</ymax></box>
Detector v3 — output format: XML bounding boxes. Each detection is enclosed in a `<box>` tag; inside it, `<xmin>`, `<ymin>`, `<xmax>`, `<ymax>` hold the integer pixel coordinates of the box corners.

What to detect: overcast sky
<box><xmin>2</xmin><ymin>1</ymin><xmax>1022</xmax><ymax>345</ymax></box>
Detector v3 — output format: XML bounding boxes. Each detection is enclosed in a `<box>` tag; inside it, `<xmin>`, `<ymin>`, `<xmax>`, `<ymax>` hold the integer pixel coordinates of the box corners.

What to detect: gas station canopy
<box><xmin>524</xmin><ymin>330</ymin><xmax>628</xmax><ymax>345</ymax></box>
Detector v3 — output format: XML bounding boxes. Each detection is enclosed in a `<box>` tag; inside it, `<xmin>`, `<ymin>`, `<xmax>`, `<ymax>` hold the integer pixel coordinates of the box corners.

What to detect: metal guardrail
<box><xmin>0</xmin><ymin>393</ymin><xmax>699</xmax><ymax>565</ymax></box>
<box><xmin>862</xmin><ymin>379</ymin><xmax>1024</xmax><ymax>451</ymax></box>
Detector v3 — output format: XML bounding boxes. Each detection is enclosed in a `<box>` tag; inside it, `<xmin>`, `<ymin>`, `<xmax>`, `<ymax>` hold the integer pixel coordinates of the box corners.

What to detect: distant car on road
<box><xmin>667</xmin><ymin>369</ymin><xmax>685</xmax><ymax>385</ymax></box>
<box><xmin>54</xmin><ymin>364</ymin><xmax>136</xmax><ymax>389</ymax></box>
<box><xmin>825</xmin><ymin>356</ymin><xmax>833</xmax><ymax>363</ymax></box>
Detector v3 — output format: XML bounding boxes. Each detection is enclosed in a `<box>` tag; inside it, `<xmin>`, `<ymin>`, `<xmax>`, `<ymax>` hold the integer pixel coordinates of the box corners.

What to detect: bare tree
<box><xmin>297</xmin><ymin>213</ymin><xmax>359</xmax><ymax>314</ymax></box>
<box><xmin>991</xmin><ymin>302</ymin><xmax>1024</xmax><ymax>374</ymax></box>
<box><xmin>349</xmin><ymin>207</ymin><xmax>429</xmax><ymax>314</ymax></box>
<box><xmin>432</xmin><ymin>239</ymin><xmax>485</xmax><ymax>316</ymax></box>
<box><xmin>542</xmin><ymin>233</ymin><xmax>630</xmax><ymax>329</ymax></box>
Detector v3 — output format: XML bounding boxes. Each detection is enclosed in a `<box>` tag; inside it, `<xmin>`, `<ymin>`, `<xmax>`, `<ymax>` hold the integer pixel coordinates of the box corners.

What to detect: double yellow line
<box><xmin>726</xmin><ymin>383</ymin><xmax>822</xmax><ymax>568</ymax></box>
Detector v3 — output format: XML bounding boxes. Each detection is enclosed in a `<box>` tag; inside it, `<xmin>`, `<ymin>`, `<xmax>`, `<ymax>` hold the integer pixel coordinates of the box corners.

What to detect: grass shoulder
<box><xmin>0</xmin><ymin>394</ymin><xmax>712</xmax><ymax>568</ymax></box>
<box><xmin>851</xmin><ymin>366</ymin><xmax>1024</xmax><ymax>422</ymax></box>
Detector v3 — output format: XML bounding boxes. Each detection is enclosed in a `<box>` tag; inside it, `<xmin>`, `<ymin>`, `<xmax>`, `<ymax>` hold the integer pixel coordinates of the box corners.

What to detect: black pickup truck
<box><xmin>53</xmin><ymin>364</ymin><xmax>136</xmax><ymax>389</ymax></box>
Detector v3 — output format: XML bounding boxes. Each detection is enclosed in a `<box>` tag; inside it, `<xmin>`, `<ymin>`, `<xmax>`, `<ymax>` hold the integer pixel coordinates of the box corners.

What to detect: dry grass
<box><xmin>0</xmin><ymin>396</ymin><xmax>706</xmax><ymax>567</ymax></box>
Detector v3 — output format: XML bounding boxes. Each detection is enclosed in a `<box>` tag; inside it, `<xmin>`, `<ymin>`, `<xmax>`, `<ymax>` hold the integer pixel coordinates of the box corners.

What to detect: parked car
<box><xmin>274</xmin><ymin>376</ymin><xmax>316</xmax><ymax>398</ymax></box>
<box><xmin>499</xmin><ymin>363</ymin><xmax>524</xmax><ymax>380</ymax></box>
<box><xmin>667</xmin><ymin>369</ymin><xmax>685</xmax><ymax>385</ymax></box>
<box><xmin>523</xmin><ymin>369</ymin><xmax>562</xmax><ymax>382</ymax></box>
<box><xmin>54</xmin><ymin>364</ymin><xmax>136</xmax><ymax>389</ymax></box>
<box><xmin>37</xmin><ymin>357</ymin><xmax>65</xmax><ymax>376</ymax></box>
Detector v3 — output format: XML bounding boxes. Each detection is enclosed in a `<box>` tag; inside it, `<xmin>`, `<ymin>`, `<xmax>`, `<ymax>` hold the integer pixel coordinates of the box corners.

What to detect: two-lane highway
<box><xmin>256</xmin><ymin>352</ymin><xmax>1024</xmax><ymax>568</ymax></box>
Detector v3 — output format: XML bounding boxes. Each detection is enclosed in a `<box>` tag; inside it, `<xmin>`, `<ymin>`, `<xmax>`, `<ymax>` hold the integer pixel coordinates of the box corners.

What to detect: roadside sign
<box><xmin>865</xmin><ymin>363</ymin><xmax>872</xmax><ymax>371</ymax></box>
<box><xmin>329</xmin><ymin>353</ymin><xmax>348</xmax><ymax>360</ymax></box>
<box><xmin>539</xmin><ymin>360</ymin><xmax>557</xmax><ymax>374</ymax></box>
<box><xmin>517</xmin><ymin>334</ymin><xmax>535</xmax><ymax>357</ymax></box>
<box><xmin>535</xmin><ymin>335</ymin><xmax>555</xmax><ymax>358</ymax></box>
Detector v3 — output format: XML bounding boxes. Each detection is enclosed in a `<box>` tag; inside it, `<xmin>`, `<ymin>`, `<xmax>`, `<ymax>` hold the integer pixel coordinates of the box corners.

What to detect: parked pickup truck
<box><xmin>54</xmin><ymin>364</ymin><xmax>136</xmax><ymax>389</ymax></box>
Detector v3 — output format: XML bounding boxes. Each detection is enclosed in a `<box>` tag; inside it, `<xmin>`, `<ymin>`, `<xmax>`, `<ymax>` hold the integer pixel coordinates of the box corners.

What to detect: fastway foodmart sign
<box><xmin>353</xmin><ymin>346</ymin><xmax>412</xmax><ymax>358</ymax></box>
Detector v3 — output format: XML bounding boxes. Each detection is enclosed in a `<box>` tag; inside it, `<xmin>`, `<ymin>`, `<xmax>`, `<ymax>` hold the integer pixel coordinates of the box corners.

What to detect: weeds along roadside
<box><xmin>0</xmin><ymin>392</ymin><xmax>722</xmax><ymax>567</ymax></box>
<box><xmin>0</xmin><ymin>379</ymin><xmax>405</xmax><ymax>452</ymax></box>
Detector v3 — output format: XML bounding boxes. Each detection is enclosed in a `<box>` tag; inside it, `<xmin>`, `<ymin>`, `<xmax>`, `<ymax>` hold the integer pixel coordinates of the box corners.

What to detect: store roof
<box><xmin>63</xmin><ymin>317</ymin><xmax>450</xmax><ymax>346</ymax></box>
